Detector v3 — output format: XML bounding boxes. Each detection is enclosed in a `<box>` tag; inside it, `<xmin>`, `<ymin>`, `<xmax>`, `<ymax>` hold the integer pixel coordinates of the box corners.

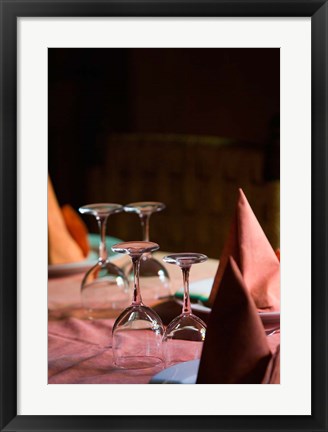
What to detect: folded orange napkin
<box><xmin>48</xmin><ymin>176</ymin><xmax>85</xmax><ymax>265</ymax></box>
<box><xmin>208</xmin><ymin>188</ymin><xmax>280</xmax><ymax>311</ymax></box>
<box><xmin>197</xmin><ymin>256</ymin><xmax>273</xmax><ymax>384</ymax></box>
<box><xmin>61</xmin><ymin>204</ymin><xmax>90</xmax><ymax>258</ymax></box>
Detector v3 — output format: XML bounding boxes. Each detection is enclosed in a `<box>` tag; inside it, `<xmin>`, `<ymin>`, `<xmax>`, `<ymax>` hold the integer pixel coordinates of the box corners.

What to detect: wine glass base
<box><xmin>114</xmin><ymin>356</ymin><xmax>164</xmax><ymax>370</ymax></box>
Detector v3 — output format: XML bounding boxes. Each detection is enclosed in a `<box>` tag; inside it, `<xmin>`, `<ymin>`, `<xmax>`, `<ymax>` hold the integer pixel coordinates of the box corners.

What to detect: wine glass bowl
<box><xmin>111</xmin><ymin>241</ymin><xmax>165</xmax><ymax>369</ymax></box>
<box><xmin>112</xmin><ymin>304</ymin><xmax>164</xmax><ymax>369</ymax></box>
<box><xmin>162</xmin><ymin>252</ymin><xmax>208</xmax><ymax>367</ymax></box>
<box><xmin>79</xmin><ymin>203</ymin><xmax>129</xmax><ymax>319</ymax></box>
<box><xmin>123</xmin><ymin>202</ymin><xmax>171</xmax><ymax>301</ymax></box>
<box><xmin>81</xmin><ymin>261</ymin><xmax>128</xmax><ymax>317</ymax></box>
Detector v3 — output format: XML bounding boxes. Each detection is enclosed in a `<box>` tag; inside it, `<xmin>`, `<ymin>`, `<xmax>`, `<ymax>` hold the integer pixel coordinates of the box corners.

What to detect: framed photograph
<box><xmin>0</xmin><ymin>0</ymin><xmax>327</xmax><ymax>431</ymax></box>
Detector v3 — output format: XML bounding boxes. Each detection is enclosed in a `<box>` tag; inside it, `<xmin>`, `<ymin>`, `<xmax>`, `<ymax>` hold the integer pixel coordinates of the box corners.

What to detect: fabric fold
<box><xmin>197</xmin><ymin>256</ymin><xmax>272</xmax><ymax>384</ymax></box>
<box><xmin>48</xmin><ymin>176</ymin><xmax>85</xmax><ymax>264</ymax></box>
<box><xmin>208</xmin><ymin>188</ymin><xmax>280</xmax><ymax>311</ymax></box>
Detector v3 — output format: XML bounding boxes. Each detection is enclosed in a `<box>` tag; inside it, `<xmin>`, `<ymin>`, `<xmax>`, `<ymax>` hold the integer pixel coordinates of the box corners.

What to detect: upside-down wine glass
<box><xmin>79</xmin><ymin>204</ymin><xmax>129</xmax><ymax>319</ymax></box>
<box><xmin>111</xmin><ymin>241</ymin><xmax>164</xmax><ymax>369</ymax></box>
<box><xmin>162</xmin><ymin>253</ymin><xmax>208</xmax><ymax>367</ymax></box>
<box><xmin>124</xmin><ymin>202</ymin><xmax>171</xmax><ymax>301</ymax></box>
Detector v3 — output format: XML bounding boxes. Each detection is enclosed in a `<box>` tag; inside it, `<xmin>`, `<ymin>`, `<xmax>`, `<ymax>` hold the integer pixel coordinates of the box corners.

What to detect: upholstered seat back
<box><xmin>85</xmin><ymin>133</ymin><xmax>280</xmax><ymax>258</ymax></box>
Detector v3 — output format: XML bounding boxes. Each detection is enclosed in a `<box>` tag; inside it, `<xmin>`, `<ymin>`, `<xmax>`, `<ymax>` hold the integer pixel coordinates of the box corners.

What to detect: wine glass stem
<box><xmin>97</xmin><ymin>216</ymin><xmax>108</xmax><ymax>262</ymax></box>
<box><xmin>140</xmin><ymin>214</ymin><xmax>150</xmax><ymax>242</ymax></box>
<box><xmin>131</xmin><ymin>255</ymin><xmax>143</xmax><ymax>305</ymax></box>
<box><xmin>181</xmin><ymin>265</ymin><xmax>192</xmax><ymax>315</ymax></box>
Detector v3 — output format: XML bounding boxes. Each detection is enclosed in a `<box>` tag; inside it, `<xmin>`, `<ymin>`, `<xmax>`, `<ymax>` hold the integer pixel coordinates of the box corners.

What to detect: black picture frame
<box><xmin>0</xmin><ymin>1</ymin><xmax>327</xmax><ymax>431</ymax></box>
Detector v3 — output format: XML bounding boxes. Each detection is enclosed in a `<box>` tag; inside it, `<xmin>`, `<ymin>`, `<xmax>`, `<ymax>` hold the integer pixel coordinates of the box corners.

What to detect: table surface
<box><xmin>48</xmin><ymin>252</ymin><xmax>280</xmax><ymax>384</ymax></box>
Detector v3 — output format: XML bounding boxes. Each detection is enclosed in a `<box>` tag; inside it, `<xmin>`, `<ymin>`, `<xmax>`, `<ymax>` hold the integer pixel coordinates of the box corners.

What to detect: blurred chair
<box><xmin>85</xmin><ymin>133</ymin><xmax>280</xmax><ymax>259</ymax></box>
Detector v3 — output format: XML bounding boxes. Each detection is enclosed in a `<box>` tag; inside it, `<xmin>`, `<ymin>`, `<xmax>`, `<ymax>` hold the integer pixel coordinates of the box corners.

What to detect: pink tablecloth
<box><xmin>48</xmin><ymin>317</ymin><xmax>166</xmax><ymax>384</ymax></box>
<box><xmin>48</xmin><ymin>254</ymin><xmax>280</xmax><ymax>384</ymax></box>
<box><xmin>48</xmin><ymin>316</ymin><xmax>280</xmax><ymax>384</ymax></box>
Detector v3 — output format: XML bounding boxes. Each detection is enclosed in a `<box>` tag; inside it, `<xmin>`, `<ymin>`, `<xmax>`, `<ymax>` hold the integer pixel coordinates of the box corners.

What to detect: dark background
<box><xmin>48</xmin><ymin>48</ymin><xmax>280</xmax><ymax>256</ymax></box>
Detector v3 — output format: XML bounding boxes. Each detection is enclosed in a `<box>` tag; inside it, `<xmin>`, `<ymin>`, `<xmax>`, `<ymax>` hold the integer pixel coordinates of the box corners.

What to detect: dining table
<box><xmin>48</xmin><ymin>252</ymin><xmax>280</xmax><ymax>384</ymax></box>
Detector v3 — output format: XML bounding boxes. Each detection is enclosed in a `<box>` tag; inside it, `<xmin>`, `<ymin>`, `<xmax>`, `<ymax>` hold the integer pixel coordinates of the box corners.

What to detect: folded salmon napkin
<box><xmin>262</xmin><ymin>344</ymin><xmax>280</xmax><ymax>384</ymax></box>
<box><xmin>197</xmin><ymin>256</ymin><xmax>274</xmax><ymax>384</ymax></box>
<box><xmin>48</xmin><ymin>176</ymin><xmax>89</xmax><ymax>264</ymax></box>
<box><xmin>208</xmin><ymin>188</ymin><xmax>280</xmax><ymax>311</ymax></box>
